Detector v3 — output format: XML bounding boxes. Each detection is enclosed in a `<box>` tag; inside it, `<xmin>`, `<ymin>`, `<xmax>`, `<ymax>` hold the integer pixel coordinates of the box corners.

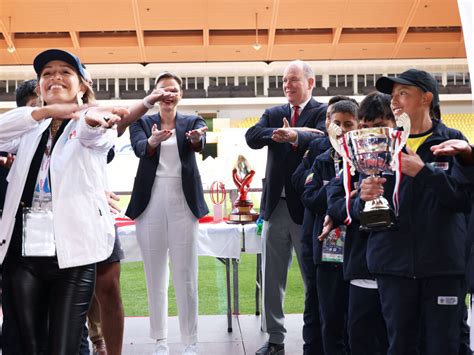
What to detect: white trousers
<box><xmin>135</xmin><ymin>177</ymin><xmax>199</xmax><ymax>345</ymax></box>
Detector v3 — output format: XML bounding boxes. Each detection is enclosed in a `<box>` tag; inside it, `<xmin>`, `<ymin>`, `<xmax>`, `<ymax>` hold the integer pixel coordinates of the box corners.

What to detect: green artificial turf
<box><xmin>120</xmin><ymin>254</ymin><xmax>304</xmax><ymax>317</ymax></box>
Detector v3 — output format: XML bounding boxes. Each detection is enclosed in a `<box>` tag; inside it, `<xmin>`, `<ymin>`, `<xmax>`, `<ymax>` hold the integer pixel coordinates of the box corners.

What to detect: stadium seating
<box><xmin>312</xmin><ymin>87</ymin><xmax>328</xmax><ymax>96</ymax></box>
<box><xmin>238</xmin><ymin>116</ymin><xmax>260</xmax><ymax>128</ymax></box>
<box><xmin>360</xmin><ymin>86</ymin><xmax>377</xmax><ymax>95</ymax></box>
<box><xmin>230</xmin><ymin>85</ymin><xmax>255</xmax><ymax>98</ymax></box>
<box><xmin>95</xmin><ymin>91</ymin><xmax>113</xmax><ymax>100</ymax></box>
<box><xmin>327</xmin><ymin>86</ymin><xmax>354</xmax><ymax>96</ymax></box>
<box><xmin>183</xmin><ymin>88</ymin><xmax>207</xmax><ymax>98</ymax></box>
<box><xmin>0</xmin><ymin>92</ymin><xmax>16</xmax><ymax>101</ymax></box>
<box><xmin>441</xmin><ymin>113</ymin><xmax>474</xmax><ymax>142</ymax></box>
<box><xmin>207</xmin><ymin>85</ymin><xmax>232</xmax><ymax>98</ymax></box>
<box><xmin>446</xmin><ymin>85</ymin><xmax>472</xmax><ymax>94</ymax></box>
<box><xmin>120</xmin><ymin>90</ymin><xmax>147</xmax><ymax>99</ymax></box>
<box><xmin>438</xmin><ymin>86</ymin><xmax>449</xmax><ymax>94</ymax></box>
<box><xmin>268</xmin><ymin>87</ymin><xmax>284</xmax><ymax>97</ymax></box>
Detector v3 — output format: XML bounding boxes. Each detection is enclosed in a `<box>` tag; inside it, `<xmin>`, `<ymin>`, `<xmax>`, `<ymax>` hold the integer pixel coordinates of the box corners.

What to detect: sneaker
<box><xmin>183</xmin><ymin>343</ymin><xmax>198</xmax><ymax>355</ymax></box>
<box><xmin>153</xmin><ymin>339</ymin><xmax>169</xmax><ymax>355</ymax></box>
<box><xmin>255</xmin><ymin>342</ymin><xmax>285</xmax><ymax>355</ymax></box>
<box><xmin>92</xmin><ymin>339</ymin><xmax>107</xmax><ymax>355</ymax></box>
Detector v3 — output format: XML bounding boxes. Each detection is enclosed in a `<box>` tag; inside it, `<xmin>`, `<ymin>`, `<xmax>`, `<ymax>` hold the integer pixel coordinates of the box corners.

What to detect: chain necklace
<box><xmin>50</xmin><ymin>119</ymin><xmax>62</xmax><ymax>141</ymax></box>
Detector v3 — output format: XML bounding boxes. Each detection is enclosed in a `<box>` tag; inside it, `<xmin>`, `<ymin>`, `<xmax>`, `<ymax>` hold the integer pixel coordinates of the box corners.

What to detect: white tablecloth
<box><xmin>117</xmin><ymin>222</ymin><xmax>262</xmax><ymax>262</ymax></box>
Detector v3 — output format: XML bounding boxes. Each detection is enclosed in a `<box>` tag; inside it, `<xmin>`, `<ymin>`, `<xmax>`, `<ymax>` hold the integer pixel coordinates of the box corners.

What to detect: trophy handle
<box><xmin>241</xmin><ymin>170</ymin><xmax>255</xmax><ymax>191</ymax></box>
<box><xmin>393</xmin><ymin>112</ymin><xmax>411</xmax><ymax>156</ymax></box>
<box><xmin>327</xmin><ymin>122</ymin><xmax>356</xmax><ymax>175</ymax></box>
<box><xmin>232</xmin><ymin>168</ymin><xmax>242</xmax><ymax>188</ymax></box>
<box><xmin>327</xmin><ymin>123</ymin><xmax>346</xmax><ymax>158</ymax></box>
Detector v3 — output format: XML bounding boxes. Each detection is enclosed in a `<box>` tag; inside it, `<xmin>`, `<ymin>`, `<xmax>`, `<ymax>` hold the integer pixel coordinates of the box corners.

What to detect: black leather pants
<box><xmin>4</xmin><ymin>256</ymin><xmax>95</xmax><ymax>355</ymax></box>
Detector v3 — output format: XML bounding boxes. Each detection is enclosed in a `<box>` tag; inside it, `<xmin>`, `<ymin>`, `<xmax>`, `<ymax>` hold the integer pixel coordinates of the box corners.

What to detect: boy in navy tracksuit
<box><xmin>292</xmin><ymin>95</ymin><xmax>357</xmax><ymax>355</ymax></box>
<box><xmin>301</xmin><ymin>100</ymin><xmax>359</xmax><ymax>355</ymax></box>
<box><xmin>326</xmin><ymin>92</ymin><xmax>394</xmax><ymax>355</ymax></box>
<box><xmin>358</xmin><ymin>69</ymin><xmax>474</xmax><ymax>355</ymax></box>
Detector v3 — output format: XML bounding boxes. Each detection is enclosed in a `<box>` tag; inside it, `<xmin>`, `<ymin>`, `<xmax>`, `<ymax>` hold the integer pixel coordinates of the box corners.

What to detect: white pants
<box><xmin>135</xmin><ymin>177</ymin><xmax>199</xmax><ymax>345</ymax></box>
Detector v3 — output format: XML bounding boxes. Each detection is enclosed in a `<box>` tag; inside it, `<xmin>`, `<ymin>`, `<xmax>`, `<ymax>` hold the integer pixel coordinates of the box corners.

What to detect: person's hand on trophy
<box><xmin>401</xmin><ymin>147</ymin><xmax>425</xmax><ymax>177</ymax></box>
<box><xmin>359</xmin><ymin>176</ymin><xmax>386</xmax><ymax>202</ymax></box>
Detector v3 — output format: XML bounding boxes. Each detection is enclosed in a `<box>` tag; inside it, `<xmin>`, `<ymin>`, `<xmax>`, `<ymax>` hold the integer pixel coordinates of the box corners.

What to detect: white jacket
<box><xmin>0</xmin><ymin>106</ymin><xmax>116</xmax><ymax>268</ymax></box>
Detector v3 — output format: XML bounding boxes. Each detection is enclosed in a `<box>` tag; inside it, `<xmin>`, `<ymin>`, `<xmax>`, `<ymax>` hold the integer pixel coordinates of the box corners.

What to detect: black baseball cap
<box><xmin>376</xmin><ymin>69</ymin><xmax>440</xmax><ymax>116</ymax></box>
<box><xmin>33</xmin><ymin>49</ymin><xmax>86</xmax><ymax>79</ymax></box>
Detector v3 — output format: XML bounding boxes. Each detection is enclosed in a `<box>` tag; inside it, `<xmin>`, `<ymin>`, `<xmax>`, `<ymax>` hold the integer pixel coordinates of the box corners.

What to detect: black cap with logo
<box><xmin>376</xmin><ymin>69</ymin><xmax>440</xmax><ymax>119</ymax></box>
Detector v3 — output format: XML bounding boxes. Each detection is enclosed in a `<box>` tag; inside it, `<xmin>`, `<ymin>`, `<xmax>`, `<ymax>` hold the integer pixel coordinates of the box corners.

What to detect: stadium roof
<box><xmin>0</xmin><ymin>0</ymin><xmax>467</xmax><ymax>65</ymax></box>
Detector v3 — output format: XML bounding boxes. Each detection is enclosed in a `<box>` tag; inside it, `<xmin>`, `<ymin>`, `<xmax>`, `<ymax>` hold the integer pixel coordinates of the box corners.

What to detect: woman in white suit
<box><xmin>126</xmin><ymin>72</ymin><xmax>208</xmax><ymax>355</ymax></box>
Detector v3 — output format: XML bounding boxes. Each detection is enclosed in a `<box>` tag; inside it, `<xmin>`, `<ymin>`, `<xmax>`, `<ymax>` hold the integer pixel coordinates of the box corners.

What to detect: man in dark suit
<box><xmin>246</xmin><ymin>60</ymin><xmax>327</xmax><ymax>355</ymax></box>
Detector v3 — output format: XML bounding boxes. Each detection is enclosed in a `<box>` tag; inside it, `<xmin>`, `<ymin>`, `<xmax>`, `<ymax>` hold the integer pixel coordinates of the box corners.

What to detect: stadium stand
<box><xmin>441</xmin><ymin>113</ymin><xmax>474</xmax><ymax>143</ymax></box>
<box><xmin>183</xmin><ymin>88</ymin><xmax>207</xmax><ymax>98</ymax></box>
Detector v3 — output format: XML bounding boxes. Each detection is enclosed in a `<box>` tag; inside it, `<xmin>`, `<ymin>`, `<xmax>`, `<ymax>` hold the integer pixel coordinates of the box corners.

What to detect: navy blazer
<box><xmin>352</xmin><ymin>121</ymin><xmax>472</xmax><ymax>278</ymax></box>
<box><xmin>126</xmin><ymin>112</ymin><xmax>209</xmax><ymax>220</ymax></box>
<box><xmin>245</xmin><ymin>98</ymin><xmax>327</xmax><ymax>224</ymax></box>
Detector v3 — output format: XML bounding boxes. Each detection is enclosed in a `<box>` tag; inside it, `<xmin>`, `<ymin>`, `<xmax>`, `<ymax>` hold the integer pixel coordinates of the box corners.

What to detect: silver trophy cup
<box><xmin>328</xmin><ymin>113</ymin><xmax>410</xmax><ymax>231</ymax></box>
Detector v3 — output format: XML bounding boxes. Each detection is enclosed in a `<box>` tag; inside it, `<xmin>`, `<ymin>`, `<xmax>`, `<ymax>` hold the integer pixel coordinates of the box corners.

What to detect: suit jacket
<box><xmin>245</xmin><ymin>98</ymin><xmax>327</xmax><ymax>224</ymax></box>
<box><xmin>126</xmin><ymin>112</ymin><xmax>209</xmax><ymax>220</ymax></box>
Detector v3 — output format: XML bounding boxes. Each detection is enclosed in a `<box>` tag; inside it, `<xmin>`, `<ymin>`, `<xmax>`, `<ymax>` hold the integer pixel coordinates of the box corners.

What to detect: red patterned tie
<box><xmin>290</xmin><ymin>105</ymin><xmax>299</xmax><ymax>151</ymax></box>
<box><xmin>290</xmin><ymin>105</ymin><xmax>299</xmax><ymax>127</ymax></box>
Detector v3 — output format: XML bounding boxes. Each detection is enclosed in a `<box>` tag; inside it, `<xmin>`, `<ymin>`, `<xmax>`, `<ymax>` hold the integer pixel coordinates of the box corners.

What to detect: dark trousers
<box><xmin>5</xmin><ymin>256</ymin><xmax>95</xmax><ymax>355</ymax></box>
<box><xmin>1</xmin><ymin>266</ymin><xmax>22</xmax><ymax>355</ymax></box>
<box><xmin>348</xmin><ymin>283</ymin><xmax>387</xmax><ymax>355</ymax></box>
<box><xmin>300</xmin><ymin>242</ymin><xmax>324</xmax><ymax>355</ymax></box>
<box><xmin>377</xmin><ymin>275</ymin><xmax>464</xmax><ymax>355</ymax></box>
<box><xmin>316</xmin><ymin>263</ymin><xmax>349</xmax><ymax>355</ymax></box>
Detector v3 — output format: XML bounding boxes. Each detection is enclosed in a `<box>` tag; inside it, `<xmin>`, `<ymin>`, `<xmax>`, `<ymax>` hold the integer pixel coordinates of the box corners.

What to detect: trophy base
<box><xmin>359</xmin><ymin>198</ymin><xmax>398</xmax><ymax>232</ymax></box>
<box><xmin>227</xmin><ymin>199</ymin><xmax>259</xmax><ymax>224</ymax></box>
<box><xmin>227</xmin><ymin>211</ymin><xmax>259</xmax><ymax>224</ymax></box>
<box><xmin>359</xmin><ymin>208</ymin><xmax>398</xmax><ymax>232</ymax></box>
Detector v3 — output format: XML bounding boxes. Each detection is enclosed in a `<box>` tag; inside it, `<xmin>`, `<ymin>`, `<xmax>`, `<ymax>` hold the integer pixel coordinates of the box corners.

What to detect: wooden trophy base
<box><xmin>227</xmin><ymin>200</ymin><xmax>259</xmax><ymax>224</ymax></box>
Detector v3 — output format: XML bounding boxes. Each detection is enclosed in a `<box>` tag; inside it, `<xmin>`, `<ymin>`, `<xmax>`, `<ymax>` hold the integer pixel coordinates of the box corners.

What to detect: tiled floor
<box><xmin>122</xmin><ymin>314</ymin><xmax>303</xmax><ymax>355</ymax></box>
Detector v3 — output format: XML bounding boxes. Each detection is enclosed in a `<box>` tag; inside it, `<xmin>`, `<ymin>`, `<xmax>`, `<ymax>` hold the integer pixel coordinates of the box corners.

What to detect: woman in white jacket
<box><xmin>0</xmin><ymin>49</ymin><xmax>128</xmax><ymax>355</ymax></box>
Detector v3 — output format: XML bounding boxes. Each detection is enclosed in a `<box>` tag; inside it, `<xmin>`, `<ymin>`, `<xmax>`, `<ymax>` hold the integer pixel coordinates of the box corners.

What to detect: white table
<box><xmin>117</xmin><ymin>221</ymin><xmax>261</xmax><ymax>262</ymax></box>
<box><xmin>116</xmin><ymin>220</ymin><xmax>262</xmax><ymax>332</ymax></box>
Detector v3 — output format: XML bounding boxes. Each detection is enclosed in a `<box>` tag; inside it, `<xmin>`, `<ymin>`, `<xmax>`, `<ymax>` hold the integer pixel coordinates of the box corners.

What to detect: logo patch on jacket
<box><xmin>305</xmin><ymin>173</ymin><xmax>314</xmax><ymax>185</ymax></box>
<box><xmin>437</xmin><ymin>296</ymin><xmax>457</xmax><ymax>305</ymax></box>
<box><xmin>69</xmin><ymin>130</ymin><xmax>77</xmax><ymax>140</ymax></box>
<box><xmin>429</xmin><ymin>162</ymin><xmax>449</xmax><ymax>170</ymax></box>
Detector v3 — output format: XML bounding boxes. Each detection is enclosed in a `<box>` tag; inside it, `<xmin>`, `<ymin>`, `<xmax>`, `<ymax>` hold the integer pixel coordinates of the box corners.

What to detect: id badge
<box><xmin>22</xmin><ymin>207</ymin><xmax>56</xmax><ymax>257</ymax></box>
<box><xmin>321</xmin><ymin>226</ymin><xmax>346</xmax><ymax>263</ymax></box>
